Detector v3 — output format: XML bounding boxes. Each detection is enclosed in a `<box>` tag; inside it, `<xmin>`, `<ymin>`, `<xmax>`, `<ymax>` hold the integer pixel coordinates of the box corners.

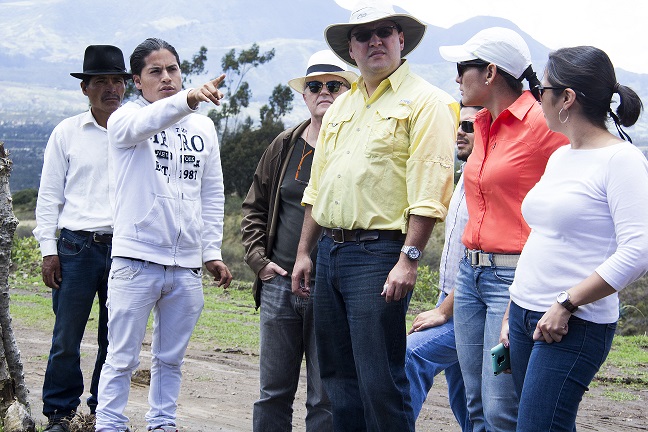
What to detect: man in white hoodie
<box><xmin>95</xmin><ymin>38</ymin><xmax>232</xmax><ymax>432</ymax></box>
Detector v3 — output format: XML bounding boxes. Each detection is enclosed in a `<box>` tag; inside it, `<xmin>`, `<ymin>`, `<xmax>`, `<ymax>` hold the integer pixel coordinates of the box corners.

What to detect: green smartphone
<box><xmin>491</xmin><ymin>343</ymin><xmax>510</xmax><ymax>376</ymax></box>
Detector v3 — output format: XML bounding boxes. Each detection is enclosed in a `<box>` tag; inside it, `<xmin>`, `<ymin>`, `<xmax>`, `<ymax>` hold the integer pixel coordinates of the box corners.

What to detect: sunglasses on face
<box><xmin>459</xmin><ymin>120</ymin><xmax>474</xmax><ymax>133</ymax></box>
<box><xmin>305</xmin><ymin>80</ymin><xmax>345</xmax><ymax>94</ymax></box>
<box><xmin>350</xmin><ymin>25</ymin><xmax>399</xmax><ymax>43</ymax></box>
<box><xmin>457</xmin><ymin>60</ymin><xmax>489</xmax><ymax>77</ymax></box>
<box><xmin>531</xmin><ymin>84</ymin><xmax>587</xmax><ymax>102</ymax></box>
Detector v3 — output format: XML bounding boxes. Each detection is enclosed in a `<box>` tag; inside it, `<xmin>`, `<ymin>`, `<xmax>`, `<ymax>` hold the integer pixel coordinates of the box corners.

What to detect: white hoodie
<box><xmin>108</xmin><ymin>89</ymin><xmax>224</xmax><ymax>268</ymax></box>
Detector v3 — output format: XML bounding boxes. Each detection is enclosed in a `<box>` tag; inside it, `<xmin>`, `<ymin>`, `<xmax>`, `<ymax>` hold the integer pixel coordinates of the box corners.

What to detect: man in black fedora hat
<box><xmin>34</xmin><ymin>44</ymin><xmax>130</xmax><ymax>432</ymax></box>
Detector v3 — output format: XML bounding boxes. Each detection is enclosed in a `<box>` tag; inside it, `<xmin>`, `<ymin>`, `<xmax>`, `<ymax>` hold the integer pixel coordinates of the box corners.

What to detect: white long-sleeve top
<box><xmin>33</xmin><ymin>111</ymin><xmax>113</xmax><ymax>257</ymax></box>
<box><xmin>510</xmin><ymin>143</ymin><xmax>648</xmax><ymax>324</ymax></box>
<box><xmin>108</xmin><ymin>90</ymin><xmax>225</xmax><ymax>268</ymax></box>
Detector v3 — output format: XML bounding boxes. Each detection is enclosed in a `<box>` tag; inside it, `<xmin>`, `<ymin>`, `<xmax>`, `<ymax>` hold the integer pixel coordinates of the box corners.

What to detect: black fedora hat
<box><xmin>70</xmin><ymin>45</ymin><xmax>132</xmax><ymax>80</ymax></box>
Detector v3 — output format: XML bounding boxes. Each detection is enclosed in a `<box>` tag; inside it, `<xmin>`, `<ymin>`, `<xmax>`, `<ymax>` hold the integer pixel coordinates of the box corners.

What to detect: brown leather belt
<box><xmin>323</xmin><ymin>227</ymin><xmax>405</xmax><ymax>244</ymax></box>
<box><xmin>76</xmin><ymin>230</ymin><xmax>113</xmax><ymax>245</ymax></box>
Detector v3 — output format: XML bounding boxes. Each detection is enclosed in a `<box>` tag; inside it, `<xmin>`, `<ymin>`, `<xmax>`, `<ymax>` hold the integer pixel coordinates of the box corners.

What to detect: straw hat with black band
<box><xmin>324</xmin><ymin>5</ymin><xmax>427</xmax><ymax>67</ymax></box>
<box><xmin>288</xmin><ymin>50</ymin><xmax>358</xmax><ymax>94</ymax></box>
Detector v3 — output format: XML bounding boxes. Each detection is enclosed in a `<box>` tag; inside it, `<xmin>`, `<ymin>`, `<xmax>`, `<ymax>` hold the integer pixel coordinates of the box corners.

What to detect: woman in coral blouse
<box><xmin>439</xmin><ymin>27</ymin><xmax>568</xmax><ymax>431</ymax></box>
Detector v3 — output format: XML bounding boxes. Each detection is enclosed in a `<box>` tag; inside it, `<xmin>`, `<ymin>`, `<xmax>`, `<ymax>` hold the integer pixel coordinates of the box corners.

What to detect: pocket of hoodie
<box><xmin>178</xmin><ymin>196</ymin><xmax>202</xmax><ymax>250</ymax></box>
<box><xmin>134</xmin><ymin>195</ymin><xmax>176</xmax><ymax>247</ymax></box>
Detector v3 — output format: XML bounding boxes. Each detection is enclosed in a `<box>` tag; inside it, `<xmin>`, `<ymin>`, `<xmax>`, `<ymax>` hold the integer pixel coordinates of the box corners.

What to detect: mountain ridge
<box><xmin>1</xmin><ymin>0</ymin><xmax>647</xmax><ymax>192</ymax></box>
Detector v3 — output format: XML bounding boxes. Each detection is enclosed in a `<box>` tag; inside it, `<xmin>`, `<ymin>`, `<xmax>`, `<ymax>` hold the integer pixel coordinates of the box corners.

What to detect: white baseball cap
<box><xmin>439</xmin><ymin>27</ymin><xmax>531</xmax><ymax>80</ymax></box>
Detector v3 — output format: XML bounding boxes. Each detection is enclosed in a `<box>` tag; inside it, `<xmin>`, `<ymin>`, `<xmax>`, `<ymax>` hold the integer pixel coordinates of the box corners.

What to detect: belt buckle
<box><xmin>331</xmin><ymin>228</ymin><xmax>345</xmax><ymax>244</ymax></box>
<box><xmin>467</xmin><ymin>249</ymin><xmax>480</xmax><ymax>266</ymax></box>
<box><xmin>92</xmin><ymin>232</ymin><xmax>100</xmax><ymax>243</ymax></box>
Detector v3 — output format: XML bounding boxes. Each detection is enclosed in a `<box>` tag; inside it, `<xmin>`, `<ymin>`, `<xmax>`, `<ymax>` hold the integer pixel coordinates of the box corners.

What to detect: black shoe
<box><xmin>44</xmin><ymin>423</ymin><xmax>68</xmax><ymax>432</ymax></box>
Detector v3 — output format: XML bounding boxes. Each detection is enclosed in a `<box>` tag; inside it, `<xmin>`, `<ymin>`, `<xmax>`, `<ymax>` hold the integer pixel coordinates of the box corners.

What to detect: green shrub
<box><xmin>618</xmin><ymin>275</ymin><xmax>648</xmax><ymax>336</ymax></box>
<box><xmin>11</xmin><ymin>235</ymin><xmax>41</xmax><ymax>277</ymax></box>
<box><xmin>413</xmin><ymin>265</ymin><xmax>440</xmax><ymax>305</ymax></box>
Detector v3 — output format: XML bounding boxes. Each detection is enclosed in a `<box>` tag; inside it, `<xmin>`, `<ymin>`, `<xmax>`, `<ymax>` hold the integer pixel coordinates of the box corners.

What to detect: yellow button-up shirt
<box><xmin>302</xmin><ymin>61</ymin><xmax>459</xmax><ymax>232</ymax></box>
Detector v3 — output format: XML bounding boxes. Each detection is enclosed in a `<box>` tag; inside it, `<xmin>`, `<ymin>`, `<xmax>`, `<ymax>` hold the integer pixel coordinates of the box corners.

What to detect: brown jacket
<box><xmin>241</xmin><ymin>120</ymin><xmax>310</xmax><ymax>308</ymax></box>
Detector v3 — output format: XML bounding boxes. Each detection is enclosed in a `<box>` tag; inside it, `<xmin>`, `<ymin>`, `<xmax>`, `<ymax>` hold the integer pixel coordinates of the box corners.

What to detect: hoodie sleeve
<box><xmin>199</xmin><ymin>120</ymin><xmax>225</xmax><ymax>262</ymax></box>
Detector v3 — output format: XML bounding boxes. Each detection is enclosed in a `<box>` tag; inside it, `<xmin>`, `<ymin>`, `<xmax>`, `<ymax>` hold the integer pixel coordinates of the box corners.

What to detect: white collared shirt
<box><xmin>34</xmin><ymin>110</ymin><xmax>113</xmax><ymax>257</ymax></box>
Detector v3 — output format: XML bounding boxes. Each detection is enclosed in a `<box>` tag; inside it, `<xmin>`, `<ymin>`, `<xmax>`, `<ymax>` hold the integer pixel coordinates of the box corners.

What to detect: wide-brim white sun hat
<box><xmin>439</xmin><ymin>27</ymin><xmax>531</xmax><ymax>80</ymax></box>
<box><xmin>288</xmin><ymin>49</ymin><xmax>359</xmax><ymax>94</ymax></box>
<box><xmin>325</xmin><ymin>5</ymin><xmax>426</xmax><ymax>67</ymax></box>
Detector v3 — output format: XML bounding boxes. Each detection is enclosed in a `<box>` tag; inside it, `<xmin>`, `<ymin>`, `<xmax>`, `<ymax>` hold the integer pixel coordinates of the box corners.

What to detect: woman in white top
<box><xmin>502</xmin><ymin>46</ymin><xmax>648</xmax><ymax>431</ymax></box>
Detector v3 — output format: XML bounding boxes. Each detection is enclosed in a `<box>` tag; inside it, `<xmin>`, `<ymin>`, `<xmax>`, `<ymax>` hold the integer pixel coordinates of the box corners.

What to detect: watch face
<box><xmin>407</xmin><ymin>247</ymin><xmax>421</xmax><ymax>260</ymax></box>
<box><xmin>557</xmin><ymin>292</ymin><xmax>568</xmax><ymax>303</ymax></box>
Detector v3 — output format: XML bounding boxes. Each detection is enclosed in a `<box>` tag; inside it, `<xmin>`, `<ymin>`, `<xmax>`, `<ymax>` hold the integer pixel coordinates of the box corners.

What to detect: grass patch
<box><xmin>601</xmin><ymin>390</ymin><xmax>640</xmax><ymax>401</ymax></box>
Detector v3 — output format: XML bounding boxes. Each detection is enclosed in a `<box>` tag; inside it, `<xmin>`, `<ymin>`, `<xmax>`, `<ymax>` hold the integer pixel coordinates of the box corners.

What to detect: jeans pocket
<box><xmin>110</xmin><ymin>259</ymin><xmax>143</xmax><ymax>281</ymax></box>
<box><xmin>189</xmin><ymin>267</ymin><xmax>203</xmax><ymax>278</ymax></box>
<box><xmin>359</xmin><ymin>240</ymin><xmax>402</xmax><ymax>257</ymax></box>
<box><xmin>493</xmin><ymin>266</ymin><xmax>516</xmax><ymax>284</ymax></box>
<box><xmin>57</xmin><ymin>232</ymin><xmax>87</xmax><ymax>257</ymax></box>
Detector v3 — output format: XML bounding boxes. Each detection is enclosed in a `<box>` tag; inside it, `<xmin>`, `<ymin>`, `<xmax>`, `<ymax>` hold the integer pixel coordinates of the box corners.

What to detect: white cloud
<box><xmin>334</xmin><ymin>0</ymin><xmax>648</xmax><ymax>74</ymax></box>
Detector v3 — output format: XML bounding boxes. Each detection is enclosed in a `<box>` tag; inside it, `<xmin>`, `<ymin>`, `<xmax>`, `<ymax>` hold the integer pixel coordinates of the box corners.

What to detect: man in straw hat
<box><xmin>34</xmin><ymin>44</ymin><xmax>131</xmax><ymax>432</ymax></box>
<box><xmin>291</xmin><ymin>4</ymin><xmax>459</xmax><ymax>430</ymax></box>
<box><xmin>242</xmin><ymin>49</ymin><xmax>357</xmax><ymax>431</ymax></box>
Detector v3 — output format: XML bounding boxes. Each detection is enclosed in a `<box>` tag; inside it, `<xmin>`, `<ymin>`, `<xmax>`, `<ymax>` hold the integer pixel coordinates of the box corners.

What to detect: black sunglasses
<box><xmin>457</xmin><ymin>60</ymin><xmax>489</xmax><ymax>77</ymax></box>
<box><xmin>305</xmin><ymin>80</ymin><xmax>345</xmax><ymax>94</ymax></box>
<box><xmin>459</xmin><ymin>120</ymin><xmax>474</xmax><ymax>133</ymax></box>
<box><xmin>350</xmin><ymin>25</ymin><xmax>399</xmax><ymax>43</ymax></box>
<box><xmin>531</xmin><ymin>84</ymin><xmax>587</xmax><ymax>102</ymax></box>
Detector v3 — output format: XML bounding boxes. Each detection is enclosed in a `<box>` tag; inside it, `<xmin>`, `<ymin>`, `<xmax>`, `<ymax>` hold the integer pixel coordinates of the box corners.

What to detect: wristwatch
<box><xmin>401</xmin><ymin>245</ymin><xmax>421</xmax><ymax>261</ymax></box>
<box><xmin>557</xmin><ymin>291</ymin><xmax>578</xmax><ymax>313</ymax></box>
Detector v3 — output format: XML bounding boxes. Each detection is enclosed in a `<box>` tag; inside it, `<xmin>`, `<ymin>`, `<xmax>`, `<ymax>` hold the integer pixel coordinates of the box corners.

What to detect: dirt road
<box><xmin>16</xmin><ymin>324</ymin><xmax>647</xmax><ymax>431</ymax></box>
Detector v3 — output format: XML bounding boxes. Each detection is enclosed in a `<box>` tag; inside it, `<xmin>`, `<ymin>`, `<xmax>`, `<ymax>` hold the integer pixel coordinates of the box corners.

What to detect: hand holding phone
<box><xmin>491</xmin><ymin>343</ymin><xmax>510</xmax><ymax>375</ymax></box>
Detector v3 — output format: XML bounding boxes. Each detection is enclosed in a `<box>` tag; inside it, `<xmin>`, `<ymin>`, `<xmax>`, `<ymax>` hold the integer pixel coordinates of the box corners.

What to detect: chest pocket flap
<box><xmin>367</xmin><ymin>105</ymin><xmax>411</xmax><ymax>158</ymax></box>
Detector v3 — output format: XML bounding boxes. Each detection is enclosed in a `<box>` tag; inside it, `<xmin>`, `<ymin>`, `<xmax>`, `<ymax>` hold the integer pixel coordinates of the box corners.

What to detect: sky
<box><xmin>334</xmin><ymin>0</ymin><xmax>648</xmax><ymax>74</ymax></box>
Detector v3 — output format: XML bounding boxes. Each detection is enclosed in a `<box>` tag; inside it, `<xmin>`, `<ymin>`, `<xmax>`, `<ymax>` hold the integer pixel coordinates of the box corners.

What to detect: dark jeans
<box><xmin>314</xmin><ymin>235</ymin><xmax>413</xmax><ymax>432</ymax></box>
<box><xmin>509</xmin><ymin>301</ymin><xmax>616</xmax><ymax>432</ymax></box>
<box><xmin>42</xmin><ymin>228</ymin><xmax>110</xmax><ymax>419</ymax></box>
<box><xmin>254</xmin><ymin>274</ymin><xmax>331</xmax><ymax>431</ymax></box>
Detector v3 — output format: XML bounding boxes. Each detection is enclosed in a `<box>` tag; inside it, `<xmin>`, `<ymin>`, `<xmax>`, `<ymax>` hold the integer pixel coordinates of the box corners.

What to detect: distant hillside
<box><xmin>1</xmin><ymin>0</ymin><xmax>647</xmax><ymax>191</ymax></box>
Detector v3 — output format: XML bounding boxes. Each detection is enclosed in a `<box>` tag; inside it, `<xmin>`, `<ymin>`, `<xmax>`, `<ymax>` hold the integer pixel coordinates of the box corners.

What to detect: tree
<box><xmin>220</xmin><ymin>121</ymin><xmax>286</xmax><ymax>196</ymax></box>
<box><xmin>208</xmin><ymin>44</ymin><xmax>297</xmax><ymax>196</ymax></box>
<box><xmin>124</xmin><ymin>46</ymin><xmax>209</xmax><ymax>100</ymax></box>
<box><xmin>260</xmin><ymin>84</ymin><xmax>294</xmax><ymax>126</ymax></box>
<box><xmin>208</xmin><ymin>43</ymin><xmax>276</xmax><ymax>139</ymax></box>
<box><xmin>0</xmin><ymin>142</ymin><xmax>35</xmax><ymax>431</ymax></box>
<box><xmin>180</xmin><ymin>46</ymin><xmax>208</xmax><ymax>86</ymax></box>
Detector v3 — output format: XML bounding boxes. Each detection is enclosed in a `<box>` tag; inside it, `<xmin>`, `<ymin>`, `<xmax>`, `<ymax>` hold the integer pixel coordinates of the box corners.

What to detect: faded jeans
<box><xmin>406</xmin><ymin>292</ymin><xmax>472</xmax><ymax>431</ymax></box>
<box><xmin>96</xmin><ymin>258</ymin><xmax>204</xmax><ymax>432</ymax></box>
<box><xmin>253</xmin><ymin>274</ymin><xmax>331</xmax><ymax>431</ymax></box>
<box><xmin>454</xmin><ymin>257</ymin><xmax>518</xmax><ymax>432</ymax></box>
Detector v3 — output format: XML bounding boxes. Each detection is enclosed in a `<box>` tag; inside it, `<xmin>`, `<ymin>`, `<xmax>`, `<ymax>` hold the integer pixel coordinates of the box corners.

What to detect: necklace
<box><xmin>295</xmin><ymin>136</ymin><xmax>313</xmax><ymax>185</ymax></box>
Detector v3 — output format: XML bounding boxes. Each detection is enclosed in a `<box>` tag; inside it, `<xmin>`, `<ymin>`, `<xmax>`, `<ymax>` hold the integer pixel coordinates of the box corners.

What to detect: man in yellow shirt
<box><xmin>291</xmin><ymin>4</ymin><xmax>458</xmax><ymax>431</ymax></box>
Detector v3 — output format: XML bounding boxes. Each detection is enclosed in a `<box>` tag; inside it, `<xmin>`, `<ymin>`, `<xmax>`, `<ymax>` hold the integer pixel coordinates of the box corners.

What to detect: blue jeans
<box><xmin>42</xmin><ymin>228</ymin><xmax>110</xmax><ymax>419</ymax></box>
<box><xmin>406</xmin><ymin>292</ymin><xmax>472</xmax><ymax>431</ymax></box>
<box><xmin>314</xmin><ymin>235</ymin><xmax>413</xmax><ymax>432</ymax></box>
<box><xmin>253</xmin><ymin>274</ymin><xmax>332</xmax><ymax>431</ymax></box>
<box><xmin>454</xmin><ymin>257</ymin><xmax>518</xmax><ymax>432</ymax></box>
<box><xmin>508</xmin><ymin>301</ymin><xmax>616</xmax><ymax>432</ymax></box>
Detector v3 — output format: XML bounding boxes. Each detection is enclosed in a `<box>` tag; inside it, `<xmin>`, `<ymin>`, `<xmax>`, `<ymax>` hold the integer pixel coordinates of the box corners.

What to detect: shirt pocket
<box><xmin>366</xmin><ymin>105</ymin><xmax>411</xmax><ymax>158</ymax></box>
<box><xmin>322</xmin><ymin>111</ymin><xmax>354</xmax><ymax>157</ymax></box>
